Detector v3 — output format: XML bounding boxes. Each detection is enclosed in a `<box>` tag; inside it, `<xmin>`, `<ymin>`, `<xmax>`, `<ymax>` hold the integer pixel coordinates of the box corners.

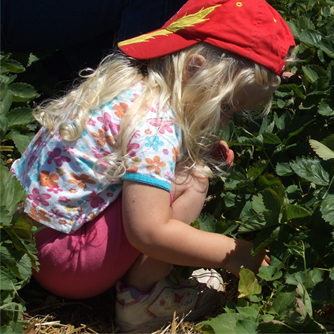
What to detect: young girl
<box><xmin>11</xmin><ymin>0</ymin><xmax>295</xmax><ymax>332</ymax></box>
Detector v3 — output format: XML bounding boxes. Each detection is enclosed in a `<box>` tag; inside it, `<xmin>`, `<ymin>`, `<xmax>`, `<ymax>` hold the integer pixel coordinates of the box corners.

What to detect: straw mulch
<box><xmin>22</xmin><ymin>271</ymin><xmax>239</xmax><ymax>334</ymax></box>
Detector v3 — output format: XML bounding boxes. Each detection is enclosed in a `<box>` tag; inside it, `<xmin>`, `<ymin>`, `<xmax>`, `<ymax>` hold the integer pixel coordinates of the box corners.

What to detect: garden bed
<box><xmin>21</xmin><ymin>272</ymin><xmax>239</xmax><ymax>334</ymax></box>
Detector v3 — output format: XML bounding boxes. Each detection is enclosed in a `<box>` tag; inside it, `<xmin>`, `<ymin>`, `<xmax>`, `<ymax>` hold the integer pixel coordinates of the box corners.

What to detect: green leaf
<box><xmin>276</xmin><ymin>84</ymin><xmax>305</xmax><ymax>99</ymax></box>
<box><xmin>236</xmin><ymin>305</ymin><xmax>259</xmax><ymax>320</ymax></box>
<box><xmin>0</xmin><ymin>90</ymin><xmax>13</xmax><ymax>115</ymax></box>
<box><xmin>276</xmin><ymin>162</ymin><xmax>293</xmax><ymax>176</ymax></box>
<box><xmin>8</xmin><ymin>129</ymin><xmax>35</xmax><ymax>154</ymax></box>
<box><xmin>285</xmin><ymin>268</ymin><xmax>324</xmax><ymax>289</ymax></box>
<box><xmin>238</xmin><ymin>268</ymin><xmax>261</xmax><ymax>298</ymax></box>
<box><xmin>0</xmin><ymin>114</ymin><xmax>9</xmax><ymax>134</ymax></box>
<box><xmin>259</xmin><ymin>116</ymin><xmax>275</xmax><ymax>135</ymax></box>
<box><xmin>1</xmin><ymin>245</ymin><xmax>32</xmax><ymax>280</ymax></box>
<box><xmin>201</xmin><ymin>304</ymin><xmax>261</xmax><ymax>334</ymax></box>
<box><xmin>219</xmin><ymin>121</ymin><xmax>235</xmax><ymax>142</ymax></box>
<box><xmin>299</xmin><ymin>29</ymin><xmax>322</xmax><ymax>48</ymax></box>
<box><xmin>286</xmin><ymin>185</ymin><xmax>302</xmax><ymax>200</ymax></box>
<box><xmin>289</xmin><ymin>156</ymin><xmax>330</xmax><ymax>186</ymax></box>
<box><xmin>1</xmin><ymin>59</ymin><xmax>25</xmax><ymax>73</ymax></box>
<box><xmin>321</xmin><ymin>134</ymin><xmax>334</xmax><ymax>151</ymax></box>
<box><xmin>9</xmin><ymin>82</ymin><xmax>39</xmax><ymax>102</ymax></box>
<box><xmin>320</xmin><ymin>193</ymin><xmax>334</xmax><ymax>225</ymax></box>
<box><xmin>0</xmin><ymin>165</ymin><xmax>26</xmax><ymax>215</ymax></box>
<box><xmin>27</xmin><ymin>53</ymin><xmax>39</xmax><ymax>67</ymax></box>
<box><xmin>252</xmin><ymin>226</ymin><xmax>281</xmax><ymax>253</ymax></box>
<box><xmin>224</xmin><ymin>168</ymin><xmax>251</xmax><ymax>190</ymax></box>
<box><xmin>288</xmin><ymin>18</ymin><xmax>315</xmax><ymax>38</ymax></box>
<box><xmin>309</xmin><ymin>139</ymin><xmax>334</xmax><ymax>160</ymax></box>
<box><xmin>252</xmin><ymin>194</ymin><xmax>266</xmax><ymax>214</ymax></box>
<box><xmin>222</xmin><ymin>192</ymin><xmax>237</xmax><ymax>208</ymax></box>
<box><xmin>215</xmin><ymin>219</ymin><xmax>239</xmax><ymax>235</ymax></box>
<box><xmin>269</xmin><ymin>291</ymin><xmax>296</xmax><ymax>316</ymax></box>
<box><xmin>258</xmin><ymin>320</ymin><xmax>297</xmax><ymax>333</ymax></box>
<box><xmin>1</xmin><ymin>325</ymin><xmax>21</xmax><ymax>334</ymax></box>
<box><xmin>285</xmin><ymin>299</ymin><xmax>307</xmax><ymax>326</ymax></box>
<box><xmin>197</xmin><ymin>313</ymin><xmax>240</xmax><ymax>334</ymax></box>
<box><xmin>263</xmin><ymin>133</ymin><xmax>281</xmax><ymax>145</ymax></box>
<box><xmin>283</xmin><ymin>203</ymin><xmax>311</xmax><ymax>221</ymax></box>
<box><xmin>317</xmin><ymin>100</ymin><xmax>334</xmax><ymax>116</ymax></box>
<box><xmin>284</xmin><ymin>240</ymin><xmax>305</xmax><ymax>258</ymax></box>
<box><xmin>0</xmin><ymin>206</ymin><xmax>12</xmax><ymax>225</ymax></box>
<box><xmin>3</xmin><ymin>226</ymin><xmax>26</xmax><ymax>252</ymax></box>
<box><xmin>287</xmin><ymin>116</ymin><xmax>315</xmax><ymax>139</ymax></box>
<box><xmin>235</xmin><ymin>320</ymin><xmax>258</xmax><ymax>334</ymax></box>
<box><xmin>197</xmin><ymin>213</ymin><xmax>217</xmax><ymax>232</ymax></box>
<box><xmin>12</xmin><ymin>215</ymin><xmax>34</xmax><ymax>242</ymax></box>
<box><xmin>0</xmin><ymin>73</ymin><xmax>17</xmax><ymax>86</ymax></box>
<box><xmin>258</xmin><ymin>266</ymin><xmax>283</xmax><ymax>281</ymax></box>
<box><xmin>319</xmin><ymin>35</ymin><xmax>334</xmax><ymax>58</ymax></box>
<box><xmin>285</xmin><ymin>271</ymin><xmax>307</xmax><ymax>286</ymax></box>
<box><xmin>0</xmin><ymin>266</ymin><xmax>17</xmax><ymax>290</ymax></box>
<box><xmin>247</xmin><ymin>187</ymin><xmax>283</xmax><ymax>233</ymax></box>
<box><xmin>0</xmin><ymin>81</ymin><xmax>8</xmax><ymax>100</ymax></box>
<box><xmin>247</xmin><ymin>160</ymin><xmax>268</xmax><ymax>179</ymax></box>
<box><xmin>330</xmin><ymin>268</ymin><xmax>334</xmax><ymax>280</ymax></box>
<box><xmin>257</xmin><ymin>175</ymin><xmax>286</xmax><ymax>199</ymax></box>
<box><xmin>262</xmin><ymin>187</ymin><xmax>283</xmax><ymax>217</ymax></box>
<box><xmin>238</xmin><ymin>135</ymin><xmax>263</xmax><ymax>147</ymax></box>
<box><xmin>7</xmin><ymin>107</ymin><xmax>36</xmax><ymax>129</ymax></box>
<box><xmin>296</xmin><ymin>283</ymin><xmax>312</xmax><ymax>316</ymax></box>
<box><xmin>239</xmin><ymin>214</ymin><xmax>267</xmax><ymax>233</ymax></box>
<box><xmin>2</xmin><ymin>226</ymin><xmax>39</xmax><ymax>270</ymax></box>
<box><xmin>277</xmin><ymin>99</ymin><xmax>285</xmax><ymax>109</ymax></box>
<box><xmin>302</xmin><ymin>65</ymin><xmax>327</xmax><ymax>84</ymax></box>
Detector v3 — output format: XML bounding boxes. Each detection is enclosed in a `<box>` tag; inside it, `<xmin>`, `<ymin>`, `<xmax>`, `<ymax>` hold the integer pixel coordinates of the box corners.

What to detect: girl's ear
<box><xmin>183</xmin><ymin>54</ymin><xmax>206</xmax><ymax>82</ymax></box>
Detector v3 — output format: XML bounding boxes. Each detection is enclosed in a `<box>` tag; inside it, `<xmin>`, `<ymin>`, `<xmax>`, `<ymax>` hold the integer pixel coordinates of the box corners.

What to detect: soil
<box><xmin>21</xmin><ymin>271</ymin><xmax>239</xmax><ymax>334</ymax></box>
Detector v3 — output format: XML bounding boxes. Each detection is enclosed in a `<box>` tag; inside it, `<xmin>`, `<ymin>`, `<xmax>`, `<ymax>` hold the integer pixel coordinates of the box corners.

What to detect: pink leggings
<box><xmin>33</xmin><ymin>196</ymin><xmax>140</xmax><ymax>299</ymax></box>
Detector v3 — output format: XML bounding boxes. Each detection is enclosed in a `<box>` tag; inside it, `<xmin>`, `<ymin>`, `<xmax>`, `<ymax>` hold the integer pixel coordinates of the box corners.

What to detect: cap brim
<box><xmin>118</xmin><ymin>28</ymin><xmax>199</xmax><ymax>60</ymax></box>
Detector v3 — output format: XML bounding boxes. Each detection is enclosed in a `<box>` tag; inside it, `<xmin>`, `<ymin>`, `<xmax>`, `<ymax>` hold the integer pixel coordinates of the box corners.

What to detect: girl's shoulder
<box><xmin>119</xmin><ymin>80</ymin><xmax>146</xmax><ymax>102</ymax></box>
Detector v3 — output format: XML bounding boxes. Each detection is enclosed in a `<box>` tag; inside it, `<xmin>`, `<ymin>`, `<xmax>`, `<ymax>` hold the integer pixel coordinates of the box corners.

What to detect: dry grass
<box><xmin>22</xmin><ymin>271</ymin><xmax>239</xmax><ymax>334</ymax></box>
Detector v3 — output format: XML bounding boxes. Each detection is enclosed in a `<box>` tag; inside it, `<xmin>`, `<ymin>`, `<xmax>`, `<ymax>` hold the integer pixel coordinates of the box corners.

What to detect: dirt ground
<box><xmin>21</xmin><ymin>271</ymin><xmax>239</xmax><ymax>334</ymax></box>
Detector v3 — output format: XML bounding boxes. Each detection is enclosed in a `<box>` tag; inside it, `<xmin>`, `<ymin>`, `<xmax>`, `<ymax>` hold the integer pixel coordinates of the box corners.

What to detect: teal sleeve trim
<box><xmin>122</xmin><ymin>173</ymin><xmax>171</xmax><ymax>192</ymax></box>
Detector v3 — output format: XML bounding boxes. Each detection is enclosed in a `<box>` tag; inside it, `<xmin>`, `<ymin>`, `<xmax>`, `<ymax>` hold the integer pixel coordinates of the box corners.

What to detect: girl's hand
<box><xmin>225</xmin><ymin>240</ymin><xmax>270</xmax><ymax>277</ymax></box>
<box><xmin>264</xmin><ymin>252</ymin><xmax>270</xmax><ymax>265</ymax></box>
<box><xmin>212</xmin><ymin>140</ymin><xmax>234</xmax><ymax>167</ymax></box>
<box><xmin>281</xmin><ymin>71</ymin><xmax>300</xmax><ymax>84</ymax></box>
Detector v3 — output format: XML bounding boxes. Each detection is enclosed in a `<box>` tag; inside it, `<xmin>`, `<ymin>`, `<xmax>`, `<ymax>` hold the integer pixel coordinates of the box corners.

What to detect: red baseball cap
<box><xmin>118</xmin><ymin>0</ymin><xmax>295</xmax><ymax>75</ymax></box>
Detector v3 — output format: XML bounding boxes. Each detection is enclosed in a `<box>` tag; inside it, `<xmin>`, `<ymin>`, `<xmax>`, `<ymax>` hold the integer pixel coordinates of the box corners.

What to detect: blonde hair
<box><xmin>34</xmin><ymin>43</ymin><xmax>282</xmax><ymax>179</ymax></box>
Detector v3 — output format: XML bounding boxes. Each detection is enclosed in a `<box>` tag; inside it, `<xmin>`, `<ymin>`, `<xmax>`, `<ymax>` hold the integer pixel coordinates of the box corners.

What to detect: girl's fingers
<box><xmin>212</xmin><ymin>140</ymin><xmax>234</xmax><ymax>166</ymax></box>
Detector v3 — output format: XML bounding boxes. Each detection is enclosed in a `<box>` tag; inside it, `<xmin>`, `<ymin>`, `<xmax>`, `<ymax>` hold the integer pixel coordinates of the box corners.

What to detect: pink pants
<box><xmin>33</xmin><ymin>196</ymin><xmax>140</xmax><ymax>299</ymax></box>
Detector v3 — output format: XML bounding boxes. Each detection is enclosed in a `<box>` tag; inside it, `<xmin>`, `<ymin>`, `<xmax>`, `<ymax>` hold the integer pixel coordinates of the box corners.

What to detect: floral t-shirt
<box><xmin>11</xmin><ymin>82</ymin><xmax>183</xmax><ymax>234</ymax></box>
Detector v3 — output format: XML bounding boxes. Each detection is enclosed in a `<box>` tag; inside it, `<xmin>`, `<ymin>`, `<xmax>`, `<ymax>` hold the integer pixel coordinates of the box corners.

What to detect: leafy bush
<box><xmin>0</xmin><ymin>53</ymin><xmax>39</xmax><ymax>333</ymax></box>
<box><xmin>1</xmin><ymin>0</ymin><xmax>334</xmax><ymax>332</ymax></box>
<box><xmin>197</xmin><ymin>0</ymin><xmax>334</xmax><ymax>332</ymax></box>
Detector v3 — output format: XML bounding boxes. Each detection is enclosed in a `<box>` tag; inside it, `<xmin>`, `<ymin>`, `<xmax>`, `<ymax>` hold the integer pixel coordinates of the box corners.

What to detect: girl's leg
<box><xmin>33</xmin><ymin>196</ymin><xmax>140</xmax><ymax>299</ymax></box>
<box><xmin>122</xmin><ymin>170</ymin><xmax>208</xmax><ymax>292</ymax></box>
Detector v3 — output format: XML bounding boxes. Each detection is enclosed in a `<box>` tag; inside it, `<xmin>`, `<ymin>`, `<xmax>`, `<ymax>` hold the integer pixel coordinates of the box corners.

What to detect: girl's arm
<box><xmin>122</xmin><ymin>180</ymin><xmax>268</xmax><ymax>277</ymax></box>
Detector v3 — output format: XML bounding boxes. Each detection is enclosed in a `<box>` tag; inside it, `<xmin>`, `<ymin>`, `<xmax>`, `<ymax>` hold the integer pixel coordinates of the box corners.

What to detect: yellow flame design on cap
<box><xmin>118</xmin><ymin>5</ymin><xmax>220</xmax><ymax>47</ymax></box>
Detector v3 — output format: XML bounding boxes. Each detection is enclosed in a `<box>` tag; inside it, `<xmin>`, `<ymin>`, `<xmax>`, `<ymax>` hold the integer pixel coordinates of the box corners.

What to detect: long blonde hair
<box><xmin>34</xmin><ymin>43</ymin><xmax>282</xmax><ymax>179</ymax></box>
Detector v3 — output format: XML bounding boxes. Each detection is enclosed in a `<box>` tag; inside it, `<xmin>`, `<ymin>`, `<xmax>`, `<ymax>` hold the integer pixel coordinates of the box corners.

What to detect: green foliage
<box><xmin>0</xmin><ymin>54</ymin><xmax>38</xmax><ymax>332</ymax></box>
<box><xmin>0</xmin><ymin>52</ymin><xmax>39</xmax><ymax>164</ymax></box>
<box><xmin>197</xmin><ymin>0</ymin><xmax>334</xmax><ymax>332</ymax></box>
<box><xmin>1</xmin><ymin>1</ymin><xmax>334</xmax><ymax>333</ymax></box>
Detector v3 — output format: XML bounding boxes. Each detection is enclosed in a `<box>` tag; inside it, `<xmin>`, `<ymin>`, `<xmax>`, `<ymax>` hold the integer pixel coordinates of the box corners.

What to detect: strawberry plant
<box><xmin>1</xmin><ymin>0</ymin><xmax>334</xmax><ymax>333</ymax></box>
<box><xmin>0</xmin><ymin>53</ymin><xmax>39</xmax><ymax>333</ymax></box>
<box><xmin>198</xmin><ymin>0</ymin><xmax>334</xmax><ymax>332</ymax></box>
